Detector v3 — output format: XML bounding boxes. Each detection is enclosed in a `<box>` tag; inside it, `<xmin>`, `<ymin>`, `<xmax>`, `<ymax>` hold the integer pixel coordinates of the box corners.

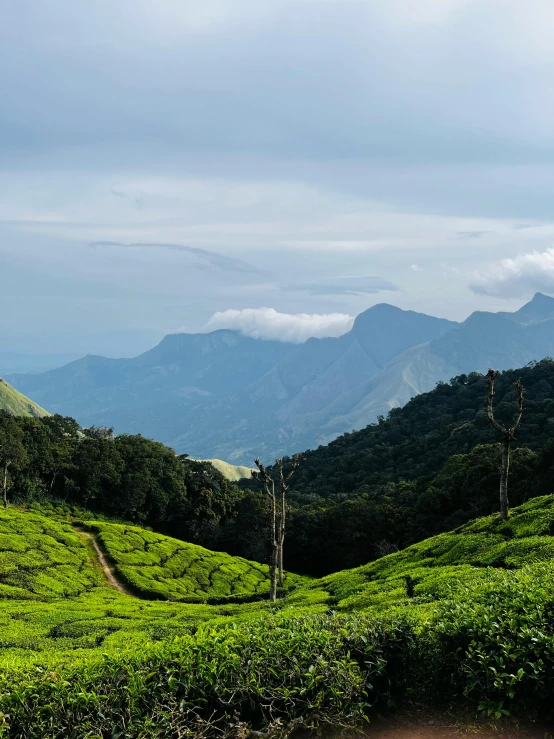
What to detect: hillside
<box><xmin>1</xmin><ymin>498</ymin><xmax>554</xmax><ymax>734</ymax></box>
<box><xmin>203</xmin><ymin>458</ymin><xmax>254</xmax><ymax>481</ymax></box>
<box><xmin>86</xmin><ymin>521</ymin><xmax>305</xmax><ymax>600</ymax></box>
<box><xmin>0</xmin><ymin>378</ymin><xmax>48</xmax><ymax>418</ymax></box>
<box><xmin>278</xmin><ymin>357</ymin><xmax>554</xmax><ymax>502</ymax></box>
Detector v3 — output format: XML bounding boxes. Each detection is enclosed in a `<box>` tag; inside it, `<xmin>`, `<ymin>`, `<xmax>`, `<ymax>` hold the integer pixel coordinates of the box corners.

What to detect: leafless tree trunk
<box><xmin>252</xmin><ymin>459</ymin><xmax>278</xmax><ymax>602</ymax></box>
<box><xmin>486</xmin><ymin>369</ymin><xmax>524</xmax><ymax>521</ymax></box>
<box><xmin>276</xmin><ymin>455</ymin><xmax>300</xmax><ymax>588</ymax></box>
<box><xmin>3</xmin><ymin>461</ymin><xmax>10</xmax><ymax>509</ymax></box>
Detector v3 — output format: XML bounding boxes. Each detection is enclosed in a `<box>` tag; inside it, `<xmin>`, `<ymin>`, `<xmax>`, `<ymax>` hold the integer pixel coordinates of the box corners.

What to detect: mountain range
<box><xmin>8</xmin><ymin>293</ymin><xmax>554</xmax><ymax>464</ymax></box>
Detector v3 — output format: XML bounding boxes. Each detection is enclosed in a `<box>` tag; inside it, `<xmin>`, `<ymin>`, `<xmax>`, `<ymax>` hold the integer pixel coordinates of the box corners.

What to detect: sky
<box><xmin>3</xmin><ymin>0</ymin><xmax>554</xmax><ymax>356</ymax></box>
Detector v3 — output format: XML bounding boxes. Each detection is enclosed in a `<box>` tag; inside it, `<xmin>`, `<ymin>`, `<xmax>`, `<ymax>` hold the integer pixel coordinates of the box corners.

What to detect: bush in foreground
<box><xmin>0</xmin><ymin>615</ymin><xmax>408</xmax><ymax>739</ymax></box>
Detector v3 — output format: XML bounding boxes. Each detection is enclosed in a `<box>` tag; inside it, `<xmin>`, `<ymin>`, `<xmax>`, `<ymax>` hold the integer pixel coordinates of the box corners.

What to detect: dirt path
<box><xmin>75</xmin><ymin>527</ymin><xmax>138</xmax><ymax>597</ymax></box>
<box><xmin>359</xmin><ymin>716</ymin><xmax>552</xmax><ymax>739</ymax></box>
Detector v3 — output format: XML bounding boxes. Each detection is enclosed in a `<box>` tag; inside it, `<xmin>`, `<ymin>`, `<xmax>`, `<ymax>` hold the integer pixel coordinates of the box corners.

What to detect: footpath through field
<box><xmin>74</xmin><ymin>526</ymin><xmax>138</xmax><ymax>597</ymax></box>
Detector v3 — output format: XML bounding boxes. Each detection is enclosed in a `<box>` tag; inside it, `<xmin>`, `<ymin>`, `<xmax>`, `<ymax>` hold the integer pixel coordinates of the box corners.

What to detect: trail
<box><xmin>75</xmin><ymin>527</ymin><xmax>138</xmax><ymax>597</ymax></box>
<box><xmin>359</xmin><ymin>717</ymin><xmax>551</xmax><ymax>739</ymax></box>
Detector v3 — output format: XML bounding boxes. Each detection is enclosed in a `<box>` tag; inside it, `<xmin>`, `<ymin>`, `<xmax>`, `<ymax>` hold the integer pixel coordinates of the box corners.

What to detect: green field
<box><xmin>1</xmin><ymin>498</ymin><xmax>554</xmax><ymax>736</ymax></box>
<box><xmin>0</xmin><ymin>378</ymin><xmax>49</xmax><ymax>418</ymax></box>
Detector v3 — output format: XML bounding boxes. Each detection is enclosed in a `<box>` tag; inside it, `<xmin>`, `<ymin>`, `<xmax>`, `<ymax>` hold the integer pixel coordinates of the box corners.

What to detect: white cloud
<box><xmin>410</xmin><ymin>264</ymin><xmax>423</xmax><ymax>272</ymax></box>
<box><xmin>204</xmin><ymin>307</ymin><xmax>354</xmax><ymax>343</ymax></box>
<box><xmin>470</xmin><ymin>247</ymin><xmax>554</xmax><ymax>298</ymax></box>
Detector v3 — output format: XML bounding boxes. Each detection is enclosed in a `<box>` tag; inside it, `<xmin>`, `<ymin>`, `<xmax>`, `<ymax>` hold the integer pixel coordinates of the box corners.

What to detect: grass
<box><xmin>200</xmin><ymin>458</ymin><xmax>255</xmax><ymax>481</ymax></box>
<box><xmin>0</xmin><ymin>378</ymin><xmax>48</xmax><ymax>418</ymax></box>
<box><xmin>2</xmin><ymin>497</ymin><xmax>554</xmax><ymax>735</ymax></box>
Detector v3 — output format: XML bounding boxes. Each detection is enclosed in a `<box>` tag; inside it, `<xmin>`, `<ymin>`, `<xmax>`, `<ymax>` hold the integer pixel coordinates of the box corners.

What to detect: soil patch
<box><xmin>74</xmin><ymin>526</ymin><xmax>137</xmax><ymax>597</ymax></box>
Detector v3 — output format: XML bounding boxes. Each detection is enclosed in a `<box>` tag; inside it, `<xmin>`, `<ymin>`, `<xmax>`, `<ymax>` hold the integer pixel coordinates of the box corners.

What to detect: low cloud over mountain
<box><xmin>204</xmin><ymin>308</ymin><xmax>354</xmax><ymax>343</ymax></box>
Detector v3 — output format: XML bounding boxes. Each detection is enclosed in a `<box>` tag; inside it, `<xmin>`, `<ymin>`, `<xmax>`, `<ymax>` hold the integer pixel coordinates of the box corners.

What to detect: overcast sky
<box><xmin>3</xmin><ymin>0</ymin><xmax>554</xmax><ymax>355</ymax></box>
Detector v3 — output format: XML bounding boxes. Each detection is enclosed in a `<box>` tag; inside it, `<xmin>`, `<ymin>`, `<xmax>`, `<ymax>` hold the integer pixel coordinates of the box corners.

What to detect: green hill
<box><xmin>86</xmin><ymin>521</ymin><xmax>305</xmax><ymax>600</ymax></box>
<box><xmin>1</xmin><ymin>498</ymin><xmax>554</xmax><ymax>734</ymax></box>
<box><xmin>0</xmin><ymin>377</ymin><xmax>49</xmax><ymax>417</ymax></box>
<box><xmin>202</xmin><ymin>458</ymin><xmax>254</xmax><ymax>481</ymax></box>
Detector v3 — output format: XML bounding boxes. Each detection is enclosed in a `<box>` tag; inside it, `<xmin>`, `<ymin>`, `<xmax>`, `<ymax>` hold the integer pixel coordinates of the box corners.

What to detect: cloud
<box><xmin>469</xmin><ymin>248</ymin><xmax>554</xmax><ymax>298</ymax></box>
<box><xmin>452</xmin><ymin>230</ymin><xmax>491</xmax><ymax>240</ymax></box>
<box><xmin>410</xmin><ymin>264</ymin><xmax>423</xmax><ymax>272</ymax></box>
<box><xmin>283</xmin><ymin>276</ymin><xmax>399</xmax><ymax>296</ymax></box>
<box><xmin>89</xmin><ymin>241</ymin><xmax>267</xmax><ymax>275</ymax></box>
<box><xmin>204</xmin><ymin>308</ymin><xmax>354</xmax><ymax>343</ymax></box>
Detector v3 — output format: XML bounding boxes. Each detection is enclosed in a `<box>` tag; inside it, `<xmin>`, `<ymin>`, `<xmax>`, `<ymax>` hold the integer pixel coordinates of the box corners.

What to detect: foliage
<box><xmin>87</xmin><ymin>521</ymin><xmax>305</xmax><ymax>601</ymax></box>
<box><xmin>0</xmin><ymin>412</ymin><xmax>242</xmax><ymax>550</ymax></box>
<box><xmin>0</xmin><ymin>508</ymin><xmax>95</xmax><ymax>599</ymax></box>
<box><xmin>0</xmin><ymin>498</ymin><xmax>554</xmax><ymax>733</ymax></box>
<box><xmin>8</xmin><ymin>360</ymin><xmax>554</xmax><ymax>576</ymax></box>
<box><xmin>0</xmin><ymin>614</ymin><xmax>403</xmax><ymax>739</ymax></box>
<box><xmin>277</xmin><ymin>360</ymin><xmax>554</xmax><ymax>502</ymax></box>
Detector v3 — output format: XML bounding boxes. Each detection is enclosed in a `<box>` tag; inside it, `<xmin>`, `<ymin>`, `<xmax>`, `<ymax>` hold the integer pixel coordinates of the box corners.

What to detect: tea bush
<box><xmin>0</xmin><ymin>509</ymin><xmax>96</xmax><ymax>599</ymax></box>
<box><xmin>2</xmin><ymin>497</ymin><xmax>554</xmax><ymax>734</ymax></box>
<box><xmin>0</xmin><ymin>614</ymin><xmax>409</xmax><ymax>739</ymax></box>
<box><xmin>86</xmin><ymin>521</ymin><xmax>306</xmax><ymax>600</ymax></box>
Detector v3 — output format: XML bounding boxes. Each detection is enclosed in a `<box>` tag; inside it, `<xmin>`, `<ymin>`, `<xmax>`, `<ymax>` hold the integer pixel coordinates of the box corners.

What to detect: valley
<box><xmin>1</xmin><ymin>495</ymin><xmax>554</xmax><ymax>735</ymax></box>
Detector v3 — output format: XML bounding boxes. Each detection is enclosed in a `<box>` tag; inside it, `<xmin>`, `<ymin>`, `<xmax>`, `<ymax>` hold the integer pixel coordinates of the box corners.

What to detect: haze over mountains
<box><xmin>8</xmin><ymin>293</ymin><xmax>554</xmax><ymax>464</ymax></box>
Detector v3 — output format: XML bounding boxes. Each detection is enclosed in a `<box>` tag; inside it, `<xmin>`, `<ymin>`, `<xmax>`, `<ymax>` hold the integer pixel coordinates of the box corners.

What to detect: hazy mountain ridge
<box><xmin>8</xmin><ymin>294</ymin><xmax>554</xmax><ymax>463</ymax></box>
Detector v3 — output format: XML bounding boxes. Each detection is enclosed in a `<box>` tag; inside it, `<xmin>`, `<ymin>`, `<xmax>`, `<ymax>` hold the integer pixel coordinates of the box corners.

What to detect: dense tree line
<box><xmin>0</xmin><ymin>412</ymin><xmax>240</xmax><ymax>546</ymax></box>
<box><xmin>4</xmin><ymin>359</ymin><xmax>554</xmax><ymax>576</ymax></box>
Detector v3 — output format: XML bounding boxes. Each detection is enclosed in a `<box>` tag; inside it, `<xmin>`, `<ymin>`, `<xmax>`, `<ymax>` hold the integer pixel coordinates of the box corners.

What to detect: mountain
<box><xmin>10</xmin><ymin>294</ymin><xmax>554</xmax><ymax>464</ymax></box>
<box><xmin>0</xmin><ymin>378</ymin><xmax>49</xmax><ymax>418</ymax></box>
<box><xmin>8</xmin><ymin>304</ymin><xmax>456</xmax><ymax>462</ymax></box>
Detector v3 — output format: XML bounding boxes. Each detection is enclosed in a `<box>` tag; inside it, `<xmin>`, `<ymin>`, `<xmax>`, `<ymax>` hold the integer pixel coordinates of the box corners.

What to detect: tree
<box><xmin>486</xmin><ymin>368</ymin><xmax>524</xmax><ymax>521</ymax></box>
<box><xmin>276</xmin><ymin>455</ymin><xmax>300</xmax><ymax>587</ymax></box>
<box><xmin>252</xmin><ymin>459</ymin><xmax>278</xmax><ymax>602</ymax></box>
<box><xmin>42</xmin><ymin>415</ymin><xmax>79</xmax><ymax>496</ymax></box>
<box><xmin>0</xmin><ymin>412</ymin><xmax>27</xmax><ymax>508</ymax></box>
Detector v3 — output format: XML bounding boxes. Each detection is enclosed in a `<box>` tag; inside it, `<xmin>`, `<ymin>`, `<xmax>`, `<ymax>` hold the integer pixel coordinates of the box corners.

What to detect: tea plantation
<box><xmin>1</xmin><ymin>498</ymin><xmax>554</xmax><ymax>736</ymax></box>
<box><xmin>87</xmin><ymin>521</ymin><xmax>306</xmax><ymax>600</ymax></box>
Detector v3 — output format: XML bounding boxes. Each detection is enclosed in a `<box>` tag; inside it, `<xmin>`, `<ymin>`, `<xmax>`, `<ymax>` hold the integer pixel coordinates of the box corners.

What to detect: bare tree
<box><xmin>486</xmin><ymin>369</ymin><xmax>524</xmax><ymax>521</ymax></box>
<box><xmin>252</xmin><ymin>459</ymin><xmax>278</xmax><ymax>602</ymax></box>
<box><xmin>275</xmin><ymin>455</ymin><xmax>300</xmax><ymax>588</ymax></box>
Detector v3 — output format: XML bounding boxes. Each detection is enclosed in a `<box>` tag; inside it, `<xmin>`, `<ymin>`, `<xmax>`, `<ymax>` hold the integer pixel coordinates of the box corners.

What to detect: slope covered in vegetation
<box><xmin>0</xmin><ymin>378</ymin><xmax>48</xmax><ymax>418</ymax></box>
<box><xmin>88</xmin><ymin>521</ymin><xmax>305</xmax><ymax>600</ymax></box>
<box><xmin>202</xmin><ymin>458</ymin><xmax>254</xmax><ymax>481</ymax></box>
<box><xmin>0</xmin><ymin>508</ymin><xmax>95</xmax><ymax>599</ymax></box>
<box><xmin>1</xmin><ymin>498</ymin><xmax>554</xmax><ymax>735</ymax></box>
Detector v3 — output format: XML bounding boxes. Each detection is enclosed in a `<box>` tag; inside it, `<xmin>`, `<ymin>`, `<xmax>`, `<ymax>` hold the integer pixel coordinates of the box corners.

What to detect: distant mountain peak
<box><xmin>512</xmin><ymin>292</ymin><xmax>554</xmax><ymax>325</ymax></box>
